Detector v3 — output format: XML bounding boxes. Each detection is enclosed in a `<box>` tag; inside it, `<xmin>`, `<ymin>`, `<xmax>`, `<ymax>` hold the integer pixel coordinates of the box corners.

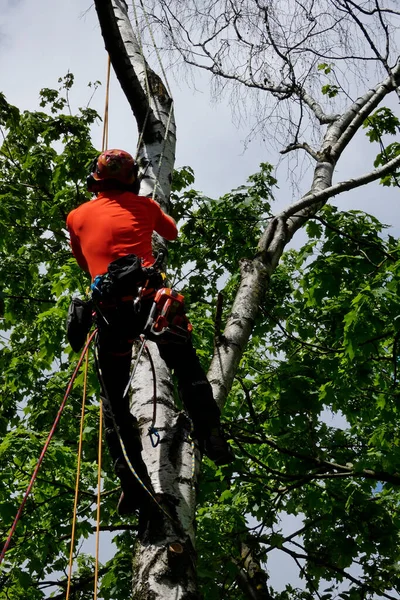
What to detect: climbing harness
<box><xmin>91</xmin><ymin>253</ymin><xmax>163</xmax><ymax>307</ymax></box>
<box><xmin>92</xmin><ymin>247</ymin><xmax>193</xmax><ymax>460</ymax></box>
<box><xmin>0</xmin><ymin>331</ymin><xmax>97</xmax><ymax>568</ymax></box>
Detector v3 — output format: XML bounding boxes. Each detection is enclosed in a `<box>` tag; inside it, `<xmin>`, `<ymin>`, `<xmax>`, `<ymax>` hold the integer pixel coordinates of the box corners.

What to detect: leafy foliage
<box><xmin>0</xmin><ymin>78</ymin><xmax>132</xmax><ymax>600</ymax></box>
<box><xmin>189</xmin><ymin>202</ymin><xmax>400</xmax><ymax>599</ymax></box>
<box><xmin>363</xmin><ymin>107</ymin><xmax>400</xmax><ymax>187</ymax></box>
<box><xmin>1</xmin><ymin>81</ymin><xmax>400</xmax><ymax>600</ymax></box>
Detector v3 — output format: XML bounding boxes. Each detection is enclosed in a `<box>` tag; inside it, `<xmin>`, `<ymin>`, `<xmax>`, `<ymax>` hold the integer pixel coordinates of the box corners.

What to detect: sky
<box><xmin>1</xmin><ymin>0</ymin><xmax>398</xmax><ymax>227</ymax></box>
<box><xmin>0</xmin><ymin>0</ymin><xmax>271</xmax><ymax>200</ymax></box>
<box><xmin>0</xmin><ymin>0</ymin><xmax>399</xmax><ymax>596</ymax></box>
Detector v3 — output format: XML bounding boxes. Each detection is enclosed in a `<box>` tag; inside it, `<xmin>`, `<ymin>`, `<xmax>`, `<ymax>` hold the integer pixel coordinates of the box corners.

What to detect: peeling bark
<box><xmin>208</xmin><ymin>63</ymin><xmax>400</xmax><ymax>409</ymax></box>
<box><xmin>94</xmin><ymin>2</ymin><xmax>199</xmax><ymax>598</ymax></box>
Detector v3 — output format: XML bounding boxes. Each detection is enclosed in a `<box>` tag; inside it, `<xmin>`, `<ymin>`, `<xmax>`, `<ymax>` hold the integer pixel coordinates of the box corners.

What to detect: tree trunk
<box><xmin>94</xmin><ymin>2</ymin><xmax>200</xmax><ymax>598</ymax></box>
<box><xmin>130</xmin><ymin>342</ymin><xmax>200</xmax><ymax>599</ymax></box>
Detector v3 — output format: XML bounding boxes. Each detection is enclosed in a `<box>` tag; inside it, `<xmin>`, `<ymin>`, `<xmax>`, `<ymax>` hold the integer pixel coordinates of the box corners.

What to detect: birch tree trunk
<box><xmin>94</xmin><ymin>2</ymin><xmax>200</xmax><ymax>599</ymax></box>
<box><xmin>93</xmin><ymin>2</ymin><xmax>400</xmax><ymax>598</ymax></box>
<box><xmin>208</xmin><ymin>61</ymin><xmax>400</xmax><ymax>409</ymax></box>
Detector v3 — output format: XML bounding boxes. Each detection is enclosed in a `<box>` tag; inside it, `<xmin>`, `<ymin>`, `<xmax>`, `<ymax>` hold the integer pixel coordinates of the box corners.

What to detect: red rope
<box><xmin>0</xmin><ymin>330</ymin><xmax>97</xmax><ymax>567</ymax></box>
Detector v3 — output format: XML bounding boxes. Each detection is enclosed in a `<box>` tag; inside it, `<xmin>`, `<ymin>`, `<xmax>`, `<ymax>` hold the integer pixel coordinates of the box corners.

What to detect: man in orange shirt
<box><xmin>67</xmin><ymin>150</ymin><xmax>233</xmax><ymax>516</ymax></box>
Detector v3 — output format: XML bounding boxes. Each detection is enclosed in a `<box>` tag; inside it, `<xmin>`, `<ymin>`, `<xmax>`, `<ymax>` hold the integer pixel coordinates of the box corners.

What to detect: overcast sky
<box><xmin>1</xmin><ymin>1</ymin><xmax>399</xmax><ymax>596</ymax></box>
<box><xmin>0</xmin><ymin>0</ymin><xmax>273</xmax><ymax>200</ymax></box>
<box><xmin>1</xmin><ymin>0</ymin><xmax>399</xmax><ymax>231</ymax></box>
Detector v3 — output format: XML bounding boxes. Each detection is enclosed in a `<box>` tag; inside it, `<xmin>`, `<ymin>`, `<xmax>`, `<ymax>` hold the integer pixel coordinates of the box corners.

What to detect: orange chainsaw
<box><xmin>145</xmin><ymin>288</ymin><xmax>193</xmax><ymax>343</ymax></box>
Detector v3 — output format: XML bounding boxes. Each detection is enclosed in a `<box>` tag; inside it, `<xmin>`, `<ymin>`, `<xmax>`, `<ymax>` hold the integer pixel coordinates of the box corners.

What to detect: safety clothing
<box><xmin>66</xmin><ymin>191</ymin><xmax>177</xmax><ymax>279</ymax></box>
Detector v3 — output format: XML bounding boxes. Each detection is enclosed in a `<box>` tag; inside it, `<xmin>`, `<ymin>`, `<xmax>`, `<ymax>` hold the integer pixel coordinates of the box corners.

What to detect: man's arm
<box><xmin>66</xmin><ymin>213</ymin><xmax>90</xmax><ymax>273</ymax></box>
<box><xmin>152</xmin><ymin>200</ymin><xmax>178</xmax><ymax>241</ymax></box>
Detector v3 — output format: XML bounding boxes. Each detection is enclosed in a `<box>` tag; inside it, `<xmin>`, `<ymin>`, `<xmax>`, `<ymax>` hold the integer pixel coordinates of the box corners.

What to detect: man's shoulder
<box><xmin>67</xmin><ymin>199</ymin><xmax>95</xmax><ymax>225</ymax></box>
<box><xmin>122</xmin><ymin>191</ymin><xmax>153</xmax><ymax>203</ymax></box>
<box><xmin>119</xmin><ymin>192</ymin><xmax>158</xmax><ymax>210</ymax></box>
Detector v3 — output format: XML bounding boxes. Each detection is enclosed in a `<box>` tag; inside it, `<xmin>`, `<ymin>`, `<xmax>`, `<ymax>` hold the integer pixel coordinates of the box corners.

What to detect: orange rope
<box><xmin>102</xmin><ymin>56</ymin><xmax>111</xmax><ymax>152</ymax></box>
<box><xmin>94</xmin><ymin>401</ymin><xmax>103</xmax><ymax>600</ymax></box>
<box><xmin>93</xmin><ymin>54</ymin><xmax>110</xmax><ymax>598</ymax></box>
<box><xmin>65</xmin><ymin>348</ymin><xmax>89</xmax><ymax>599</ymax></box>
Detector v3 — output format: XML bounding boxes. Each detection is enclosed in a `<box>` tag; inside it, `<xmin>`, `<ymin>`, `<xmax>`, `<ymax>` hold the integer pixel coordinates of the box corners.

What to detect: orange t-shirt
<box><xmin>66</xmin><ymin>191</ymin><xmax>178</xmax><ymax>279</ymax></box>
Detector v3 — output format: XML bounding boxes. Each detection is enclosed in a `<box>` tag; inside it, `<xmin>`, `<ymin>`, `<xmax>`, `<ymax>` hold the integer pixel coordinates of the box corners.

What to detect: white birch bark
<box><xmin>129</xmin><ymin>341</ymin><xmax>199</xmax><ymax>599</ymax></box>
<box><xmin>208</xmin><ymin>62</ymin><xmax>400</xmax><ymax>408</ymax></box>
<box><xmin>94</xmin><ymin>2</ymin><xmax>199</xmax><ymax>599</ymax></box>
<box><xmin>94</xmin><ymin>0</ymin><xmax>176</xmax><ymax>209</ymax></box>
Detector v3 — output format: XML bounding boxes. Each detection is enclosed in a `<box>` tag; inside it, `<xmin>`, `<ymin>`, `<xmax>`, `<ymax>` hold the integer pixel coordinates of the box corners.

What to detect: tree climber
<box><xmin>66</xmin><ymin>149</ymin><xmax>234</xmax><ymax>516</ymax></box>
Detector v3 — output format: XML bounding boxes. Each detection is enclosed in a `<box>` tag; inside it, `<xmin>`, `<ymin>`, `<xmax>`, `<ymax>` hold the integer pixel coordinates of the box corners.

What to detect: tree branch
<box><xmin>280</xmin><ymin>151</ymin><xmax>400</xmax><ymax>223</ymax></box>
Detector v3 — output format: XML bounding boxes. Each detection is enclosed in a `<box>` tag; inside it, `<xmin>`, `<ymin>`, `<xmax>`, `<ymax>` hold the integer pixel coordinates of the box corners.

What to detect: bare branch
<box><xmin>280</xmin><ymin>150</ymin><xmax>400</xmax><ymax>223</ymax></box>
<box><xmin>280</xmin><ymin>141</ymin><xmax>320</xmax><ymax>159</ymax></box>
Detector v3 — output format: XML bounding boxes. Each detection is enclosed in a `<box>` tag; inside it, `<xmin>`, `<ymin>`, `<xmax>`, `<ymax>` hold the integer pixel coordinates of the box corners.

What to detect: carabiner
<box><xmin>148</xmin><ymin>426</ymin><xmax>160</xmax><ymax>448</ymax></box>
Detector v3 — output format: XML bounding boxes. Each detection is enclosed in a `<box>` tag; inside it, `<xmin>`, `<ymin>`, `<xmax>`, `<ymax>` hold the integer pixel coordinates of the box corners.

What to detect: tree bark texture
<box><xmin>94</xmin><ymin>2</ymin><xmax>199</xmax><ymax>599</ymax></box>
<box><xmin>208</xmin><ymin>61</ymin><xmax>400</xmax><ymax>409</ymax></box>
<box><xmin>130</xmin><ymin>342</ymin><xmax>199</xmax><ymax>599</ymax></box>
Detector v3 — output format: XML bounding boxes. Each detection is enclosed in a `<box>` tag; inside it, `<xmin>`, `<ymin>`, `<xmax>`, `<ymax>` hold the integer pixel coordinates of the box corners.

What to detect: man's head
<box><xmin>87</xmin><ymin>149</ymin><xmax>140</xmax><ymax>194</ymax></box>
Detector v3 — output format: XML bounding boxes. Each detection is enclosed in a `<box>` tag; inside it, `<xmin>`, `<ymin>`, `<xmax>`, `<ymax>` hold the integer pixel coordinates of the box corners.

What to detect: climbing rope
<box><xmin>101</xmin><ymin>56</ymin><xmax>111</xmax><ymax>152</ymax></box>
<box><xmin>93</xmin><ymin>54</ymin><xmax>112</xmax><ymax>597</ymax></box>
<box><xmin>64</xmin><ymin>54</ymin><xmax>111</xmax><ymax>595</ymax></box>
<box><xmin>115</xmin><ymin>421</ymin><xmax>178</xmax><ymax>525</ymax></box>
<box><xmin>94</xmin><ymin>400</ymin><xmax>103</xmax><ymax>600</ymax></box>
<box><xmin>123</xmin><ymin>336</ymin><xmax>147</xmax><ymax>398</ymax></box>
<box><xmin>122</xmin><ymin>336</ymin><xmax>159</xmax><ymax>447</ymax></box>
<box><xmin>0</xmin><ymin>331</ymin><xmax>97</xmax><ymax>568</ymax></box>
<box><xmin>65</xmin><ymin>345</ymin><xmax>90</xmax><ymax>600</ymax></box>
<box><xmin>144</xmin><ymin>343</ymin><xmax>160</xmax><ymax>448</ymax></box>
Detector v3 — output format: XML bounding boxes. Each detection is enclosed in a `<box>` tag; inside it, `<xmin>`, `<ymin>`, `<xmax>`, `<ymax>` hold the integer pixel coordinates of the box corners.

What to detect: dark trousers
<box><xmin>95</xmin><ymin>298</ymin><xmax>221</xmax><ymax>466</ymax></box>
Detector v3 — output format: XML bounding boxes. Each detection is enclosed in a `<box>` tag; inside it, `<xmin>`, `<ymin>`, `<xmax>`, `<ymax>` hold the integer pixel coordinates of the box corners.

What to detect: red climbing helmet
<box><xmin>87</xmin><ymin>149</ymin><xmax>138</xmax><ymax>192</ymax></box>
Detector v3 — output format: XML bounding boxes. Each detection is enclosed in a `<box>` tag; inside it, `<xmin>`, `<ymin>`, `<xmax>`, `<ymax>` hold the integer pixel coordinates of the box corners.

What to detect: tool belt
<box><xmin>66</xmin><ymin>253</ymin><xmax>192</xmax><ymax>351</ymax></box>
<box><xmin>91</xmin><ymin>254</ymin><xmax>163</xmax><ymax>305</ymax></box>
